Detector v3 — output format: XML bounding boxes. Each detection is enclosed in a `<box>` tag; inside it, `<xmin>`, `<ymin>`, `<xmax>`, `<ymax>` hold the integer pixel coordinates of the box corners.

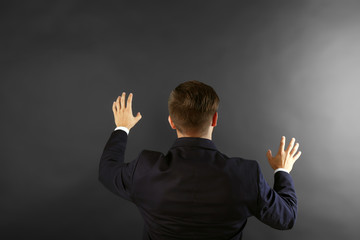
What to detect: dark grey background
<box><xmin>1</xmin><ymin>0</ymin><xmax>359</xmax><ymax>239</ymax></box>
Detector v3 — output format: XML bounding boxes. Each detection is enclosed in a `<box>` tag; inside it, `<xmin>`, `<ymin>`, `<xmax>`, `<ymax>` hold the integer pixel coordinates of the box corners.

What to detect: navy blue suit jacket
<box><xmin>99</xmin><ymin>130</ymin><xmax>297</xmax><ymax>240</ymax></box>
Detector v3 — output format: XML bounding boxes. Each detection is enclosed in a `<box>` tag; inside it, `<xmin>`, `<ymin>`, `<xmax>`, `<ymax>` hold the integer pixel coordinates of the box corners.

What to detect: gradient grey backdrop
<box><xmin>1</xmin><ymin>1</ymin><xmax>360</xmax><ymax>239</ymax></box>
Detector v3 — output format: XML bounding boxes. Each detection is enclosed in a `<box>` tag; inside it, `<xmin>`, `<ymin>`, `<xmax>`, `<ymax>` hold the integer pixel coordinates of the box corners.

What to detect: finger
<box><xmin>266</xmin><ymin>149</ymin><xmax>272</xmax><ymax>161</ymax></box>
<box><xmin>278</xmin><ymin>136</ymin><xmax>285</xmax><ymax>154</ymax></box>
<box><xmin>293</xmin><ymin>151</ymin><xmax>302</xmax><ymax>162</ymax></box>
<box><xmin>127</xmin><ymin>93</ymin><xmax>133</xmax><ymax>110</ymax></box>
<box><xmin>120</xmin><ymin>92</ymin><xmax>126</xmax><ymax>109</ymax></box>
<box><xmin>112</xmin><ymin>101</ymin><xmax>116</xmax><ymax>112</ymax></box>
<box><xmin>290</xmin><ymin>142</ymin><xmax>299</xmax><ymax>156</ymax></box>
<box><xmin>286</xmin><ymin>137</ymin><xmax>295</xmax><ymax>153</ymax></box>
<box><xmin>116</xmin><ymin>96</ymin><xmax>120</xmax><ymax>111</ymax></box>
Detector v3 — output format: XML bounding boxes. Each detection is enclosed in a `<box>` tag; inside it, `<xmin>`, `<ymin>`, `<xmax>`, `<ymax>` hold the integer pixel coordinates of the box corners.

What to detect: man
<box><xmin>99</xmin><ymin>80</ymin><xmax>301</xmax><ymax>240</ymax></box>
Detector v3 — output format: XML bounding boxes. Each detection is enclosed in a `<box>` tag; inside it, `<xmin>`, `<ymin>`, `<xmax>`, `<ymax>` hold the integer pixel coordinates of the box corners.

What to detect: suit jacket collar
<box><xmin>170</xmin><ymin>137</ymin><xmax>218</xmax><ymax>151</ymax></box>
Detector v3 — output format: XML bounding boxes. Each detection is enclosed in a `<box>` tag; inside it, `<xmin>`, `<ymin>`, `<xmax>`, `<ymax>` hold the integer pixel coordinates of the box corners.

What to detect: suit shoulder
<box><xmin>139</xmin><ymin>149</ymin><xmax>164</xmax><ymax>158</ymax></box>
<box><xmin>132</xmin><ymin>149</ymin><xmax>165</xmax><ymax>178</ymax></box>
<box><xmin>230</xmin><ymin>156</ymin><xmax>260</xmax><ymax>168</ymax></box>
<box><xmin>137</xmin><ymin>149</ymin><xmax>165</xmax><ymax>166</ymax></box>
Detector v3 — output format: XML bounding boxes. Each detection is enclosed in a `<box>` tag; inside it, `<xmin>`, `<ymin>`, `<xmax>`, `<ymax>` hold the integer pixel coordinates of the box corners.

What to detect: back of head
<box><xmin>168</xmin><ymin>80</ymin><xmax>220</xmax><ymax>135</ymax></box>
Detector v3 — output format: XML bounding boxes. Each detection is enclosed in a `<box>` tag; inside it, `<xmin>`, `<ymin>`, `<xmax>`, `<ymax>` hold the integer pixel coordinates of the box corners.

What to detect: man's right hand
<box><xmin>112</xmin><ymin>92</ymin><xmax>142</xmax><ymax>130</ymax></box>
<box><xmin>266</xmin><ymin>136</ymin><xmax>301</xmax><ymax>173</ymax></box>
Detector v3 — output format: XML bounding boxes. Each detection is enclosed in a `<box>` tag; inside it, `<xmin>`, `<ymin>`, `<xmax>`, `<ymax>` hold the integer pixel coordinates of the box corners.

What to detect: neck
<box><xmin>176</xmin><ymin>128</ymin><xmax>213</xmax><ymax>140</ymax></box>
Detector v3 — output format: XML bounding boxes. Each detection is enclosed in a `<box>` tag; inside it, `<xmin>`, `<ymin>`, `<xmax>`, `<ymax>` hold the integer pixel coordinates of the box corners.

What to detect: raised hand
<box><xmin>266</xmin><ymin>136</ymin><xmax>301</xmax><ymax>173</ymax></box>
<box><xmin>112</xmin><ymin>92</ymin><xmax>142</xmax><ymax>130</ymax></box>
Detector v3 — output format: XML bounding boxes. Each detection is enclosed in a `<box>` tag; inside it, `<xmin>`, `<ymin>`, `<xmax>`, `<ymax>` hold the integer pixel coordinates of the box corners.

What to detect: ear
<box><xmin>168</xmin><ymin>115</ymin><xmax>177</xmax><ymax>129</ymax></box>
<box><xmin>211</xmin><ymin>112</ymin><xmax>218</xmax><ymax>127</ymax></box>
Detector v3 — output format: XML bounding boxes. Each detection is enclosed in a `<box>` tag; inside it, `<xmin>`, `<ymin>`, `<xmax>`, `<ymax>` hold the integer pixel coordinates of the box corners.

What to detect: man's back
<box><xmin>134</xmin><ymin>137</ymin><xmax>257</xmax><ymax>239</ymax></box>
<box><xmin>100</xmin><ymin>130</ymin><xmax>297</xmax><ymax>240</ymax></box>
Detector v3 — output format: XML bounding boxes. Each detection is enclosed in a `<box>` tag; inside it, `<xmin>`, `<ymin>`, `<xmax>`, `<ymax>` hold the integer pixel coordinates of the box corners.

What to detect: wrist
<box><xmin>114</xmin><ymin>126</ymin><xmax>130</xmax><ymax>135</ymax></box>
<box><xmin>274</xmin><ymin>168</ymin><xmax>290</xmax><ymax>174</ymax></box>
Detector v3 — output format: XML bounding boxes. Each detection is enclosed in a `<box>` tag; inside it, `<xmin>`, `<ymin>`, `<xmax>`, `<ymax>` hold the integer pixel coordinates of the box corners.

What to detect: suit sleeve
<box><xmin>254</xmin><ymin>162</ymin><xmax>298</xmax><ymax>230</ymax></box>
<box><xmin>98</xmin><ymin>130</ymin><xmax>139</xmax><ymax>201</ymax></box>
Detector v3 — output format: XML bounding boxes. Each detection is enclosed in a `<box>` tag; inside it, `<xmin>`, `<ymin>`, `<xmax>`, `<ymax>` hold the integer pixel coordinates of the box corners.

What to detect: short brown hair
<box><xmin>168</xmin><ymin>80</ymin><xmax>219</xmax><ymax>135</ymax></box>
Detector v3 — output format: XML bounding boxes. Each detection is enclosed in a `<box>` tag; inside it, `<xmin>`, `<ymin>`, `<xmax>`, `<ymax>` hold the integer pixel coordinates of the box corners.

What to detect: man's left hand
<box><xmin>112</xmin><ymin>92</ymin><xmax>142</xmax><ymax>130</ymax></box>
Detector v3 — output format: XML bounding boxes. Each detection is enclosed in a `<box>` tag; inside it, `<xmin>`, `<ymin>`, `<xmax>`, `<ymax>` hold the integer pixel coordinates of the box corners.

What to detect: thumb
<box><xmin>135</xmin><ymin>112</ymin><xmax>142</xmax><ymax>122</ymax></box>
